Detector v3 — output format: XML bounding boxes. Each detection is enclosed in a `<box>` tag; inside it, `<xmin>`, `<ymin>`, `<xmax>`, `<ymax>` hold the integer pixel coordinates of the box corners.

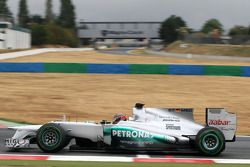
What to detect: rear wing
<box><xmin>206</xmin><ymin>108</ymin><xmax>237</xmax><ymax>142</ymax></box>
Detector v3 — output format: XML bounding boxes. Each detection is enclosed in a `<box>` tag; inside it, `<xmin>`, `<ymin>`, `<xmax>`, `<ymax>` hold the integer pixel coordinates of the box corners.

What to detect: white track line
<box><xmin>136</xmin><ymin>155</ymin><xmax>150</xmax><ymax>158</ymax></box>
<box><xmin>1</xmin><ymin>154</ymin><xmax>250</xmax><ymax>164</ymax></box>
<box><xmin>237</xmin><ymin>135</ymin><xmax>250</xmax><ymax>138</ymax></box>
<box><xmin>214</xmin><ymin>159</ymin><xmax>250</xmax><ymax>164</ymax></box>
<box><xmin>48</xmin><ymin>155</ymin><xmax>133</xmax><ymax>162</ymax></box>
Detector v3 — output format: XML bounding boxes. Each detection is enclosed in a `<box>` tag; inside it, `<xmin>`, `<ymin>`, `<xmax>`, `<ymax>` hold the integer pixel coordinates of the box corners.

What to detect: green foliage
<box><xmin>18</xmin><ymin>0</ymin><xmax>30</xmax><ymax>28</ymax></box>
<box><xmin>31</xmin><ymin>23</ymin><xmax>79</xmax><ymax>47</ymax></box>
<box><xmin>45</xmin><ymin>23</ymin><xmax>65</xmax><ymax>44</ymax></box>
<box><xmin>63</xmin><ymin>28</ymin><xmax>79</xmax><ymax>47</ymax></box>
<box><xmin>159</xmin><ymin>15</ymin><xmax>187</xmax><ymax>43</ymax></box>
<box><xmin>45</xmin><ymin>23</ymin><xmax>78</xmax><ymax>47</ymax></box>
<box><xmin>30</xmin><ymin>15</ymin><xmax>45</xmax><ymax>24</ymax></box>
<box><xmin>0</xmin><ymin>0</ymin><xmax>13</xmax><ymax>19</ymax></box>
<box><xmin>58</xmin><ymin>0</ymin><xmax>76</xmax><ymax>29</ymax></box>
<box><xmin>0</xmin><ymin>0</ymin><xmax>78</xmax><ymax>47</ymax></box>
<box><xmin>31</xmin><ymin>24</ymin><xmax>47</xmax><ymax>45</ymax></box>
<box><xmin>229</xmin><ymin>25</ymin><xmax>249</xmax><ymax>36</ymax></box>
<box><xmin>45</xmin><ymin>0</ymin><xmax>54</xmax><ymax>23</ymax></box>
<box><xmin>201</xmin><ymin>18</ymin><xmax>223</xmax><ymax>34</ymax></box>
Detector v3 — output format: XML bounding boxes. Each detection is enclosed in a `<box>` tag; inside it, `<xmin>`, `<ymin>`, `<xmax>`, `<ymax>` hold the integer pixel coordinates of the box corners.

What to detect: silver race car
<box><xmin>5</xmin><ymin>103</ymin><xmax>237</xmax><ymax>156</ymax></box>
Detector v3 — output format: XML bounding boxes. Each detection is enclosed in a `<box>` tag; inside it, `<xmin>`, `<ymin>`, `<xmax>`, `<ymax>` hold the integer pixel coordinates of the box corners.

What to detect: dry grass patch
<box><xmin>0</xmin><ymin>73</ymin><xmax>249</xmax><ymax>135</ymax></box>
<box><xmin>166</xmin><ymin>41</ymin><xmax>250</xmax><ymax>57</ymax></box>
<box><xmin>1</xmin><ymin>50</ymin><xmax>250</xmax><ymax>66</ymax></box>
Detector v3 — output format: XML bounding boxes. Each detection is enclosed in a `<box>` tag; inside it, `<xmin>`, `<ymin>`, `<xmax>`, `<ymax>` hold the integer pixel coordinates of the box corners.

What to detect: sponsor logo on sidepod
<box><xmin>208</xmin><ymin>119</ymin><xmax>231</xmax><ymax>125</ymax></box>
<box><xmin>112</xmin><ymin>130</ymin><xmax>153</xmax><ymax>138</ymax></box>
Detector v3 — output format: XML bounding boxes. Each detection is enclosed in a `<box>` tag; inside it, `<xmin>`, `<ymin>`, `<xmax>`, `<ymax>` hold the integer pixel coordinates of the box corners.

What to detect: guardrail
<box><xmin>0</xmin><ymin>63</ymin><xmax>249</xmax><ymax>77</ymax></box>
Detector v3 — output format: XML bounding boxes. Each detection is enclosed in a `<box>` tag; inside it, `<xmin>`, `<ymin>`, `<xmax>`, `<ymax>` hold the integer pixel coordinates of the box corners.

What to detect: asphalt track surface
<box><xmin>98</xmin><ymin>47</ymin><xmax>138</xmax><ymax>56</ymax></box>
<box><xmin>0</xmin><ymin>128</ymin><xmax>249</xmax><ymax>159</ymax></box>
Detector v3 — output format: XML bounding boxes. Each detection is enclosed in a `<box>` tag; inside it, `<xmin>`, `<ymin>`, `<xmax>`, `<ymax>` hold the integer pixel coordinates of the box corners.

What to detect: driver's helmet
<box><xmin>112</xmin><ymin>113</ymin><xmax>128</xmax><ymax>124</ymax></box>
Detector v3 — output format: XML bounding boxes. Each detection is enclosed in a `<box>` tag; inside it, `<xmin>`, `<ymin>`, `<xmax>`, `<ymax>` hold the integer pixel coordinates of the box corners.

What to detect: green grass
<box><xmin>0</xmin><ymin>161</ymin><xmax>249</xmax><ymax>167</ymax></box>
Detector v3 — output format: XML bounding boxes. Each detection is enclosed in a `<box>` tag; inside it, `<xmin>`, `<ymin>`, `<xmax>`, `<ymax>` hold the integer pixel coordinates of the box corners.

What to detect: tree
<box><xmin>229</xmin><ymin>25</ymin><xmax>249</xmax><ymax>36</ymax></box>
<box><xmin>58</xmin><ymin>0</ymin><xmax>76</xmax><ymax>29</ymax></box>
<box><xmin>45</xmin><ymin>23</ymin><xmax>78</xmax><ymax>47</ymax></box>
<box><xmin>29</xmin><ymin>15</ymin><xmax>45</xmax><ymax>25</ymax></box>
<box><xmin>18</xmin><ymin>0</ymin><xmax>29</xmax><ymax>28</ymax></box>
<box><xmin>0</xmin><ymin>0</ymin><xmax>13</xmax><ymax>20</ymax></box>
<box><xmin>159</xmin><ymin>15</ymin><xmax>187</xmax><ymax>43</ymax></box>
<box><xmin>31</xmin><ymin>23</ymin><xmax>78</xmax><ymax>47</ymax></box>
<box><xmin>31</xmin><ymin>24</ymin><xmax>47</xmax><ymax>45</ymax></box>
<box><xmin>45</xmin><ymin>0</ymin><xmax>54</xmax><ymax>23</ymax></box>
<box><xmin>201</xmin><ymin>19</ymin><xmax>223</xmax><ymax>34</ymax></box>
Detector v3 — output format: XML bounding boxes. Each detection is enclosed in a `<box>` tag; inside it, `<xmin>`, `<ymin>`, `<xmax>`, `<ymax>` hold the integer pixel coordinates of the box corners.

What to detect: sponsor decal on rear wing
<box><xmin>206</xmin><ymin>108</ymin><xmax>237</xmax><ymax>142</ymax></box>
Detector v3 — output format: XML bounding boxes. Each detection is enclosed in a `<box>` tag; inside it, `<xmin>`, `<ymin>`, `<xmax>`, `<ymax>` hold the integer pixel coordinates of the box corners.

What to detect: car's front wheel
<box><xmin>196</xmin><ymin>127</ymin><xmax>225</xmax><ymax>156</ymax></box>
<box><xmin>36</xmin><ymin>123</ymin><xmax>68</xmax><ymax>153</ymax></box>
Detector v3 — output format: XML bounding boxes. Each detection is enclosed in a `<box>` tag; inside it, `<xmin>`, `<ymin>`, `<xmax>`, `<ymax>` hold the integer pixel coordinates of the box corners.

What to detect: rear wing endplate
<box><xmin>206</xmin><ymin>108</ymin><xmax>237</xmax><ymax>142</ymax></box>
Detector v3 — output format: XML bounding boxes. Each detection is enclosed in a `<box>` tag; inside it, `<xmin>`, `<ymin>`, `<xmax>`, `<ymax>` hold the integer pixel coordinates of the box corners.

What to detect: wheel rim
<box><xmin>202</xmin><ymin>133</ymin><xmax>219</xmax><ymax>150</ymax></box>
<box><xmin>42</xmin><ymin>129</ymin><xmax>59</xmax><ymax>147</ymax></box>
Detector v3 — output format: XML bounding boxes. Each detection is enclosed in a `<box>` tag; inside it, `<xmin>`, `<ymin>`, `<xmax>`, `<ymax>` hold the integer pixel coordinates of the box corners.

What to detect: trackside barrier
<box><xmin>130</xmin><ymin>64</ymin><xmax>167</xmax><ymax>74</ymax></box>
<box><xmin>0</xmin><ymin>63</ymin><xmax>44</xmax><ymax>72</ymax></box>
<box><xmin>168</xmin><ymin>65</ymin><xmax>204</xmax><ymax>75</ymax></box>
<box><xmin>0</xmin><ymin>62</ymin><xmax>249</xmax><ymax>77</ymax></box>
<box><xmin>45</xmin><ymin>63</ymin><xmax>87</xmax><ymax>73</ymax></box>
<box><xmin>242</xmin><ymin>66</ymin><xmax>250</xmax><ymax>77</ymax></box>
<box><xmin>87</xmin><ymin>64</ymin><xmax>129</xmax><ymax>74</ymax></box>
<box><xmin>204</xmin><ymin>65</ymin><xmax>242</xmax><ymax>76</ymax></box>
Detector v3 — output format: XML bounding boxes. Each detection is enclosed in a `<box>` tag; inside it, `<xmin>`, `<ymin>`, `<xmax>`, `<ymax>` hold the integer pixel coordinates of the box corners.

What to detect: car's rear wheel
<box><xmin>196</xmin><ymin>127</ymin><xmax>225</xmax><ymax>156</ymax></box>
<box><xmin>37</xmin><ymin>123</ymin><xmax>68</xmax><ymax>153</ymax></box>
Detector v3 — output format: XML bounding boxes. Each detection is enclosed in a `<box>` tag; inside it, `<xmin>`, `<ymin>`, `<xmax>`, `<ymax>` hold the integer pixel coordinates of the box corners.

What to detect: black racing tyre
<box><xmin>196</xmin><ymin>127</ymin><xmax>225</xmax><ymax>156</ymax></box>
<box><xmin>36</xmin><ymin>123</ymin><xmax>68</xmax><ymax>153</ymax></box>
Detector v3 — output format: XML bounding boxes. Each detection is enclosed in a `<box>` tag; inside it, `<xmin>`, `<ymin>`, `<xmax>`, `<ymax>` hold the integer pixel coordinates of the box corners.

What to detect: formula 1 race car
<box><xmin>5</xmin><ymin>103</ymin><xmax>237</xmax><ymax>156</ymax></box>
